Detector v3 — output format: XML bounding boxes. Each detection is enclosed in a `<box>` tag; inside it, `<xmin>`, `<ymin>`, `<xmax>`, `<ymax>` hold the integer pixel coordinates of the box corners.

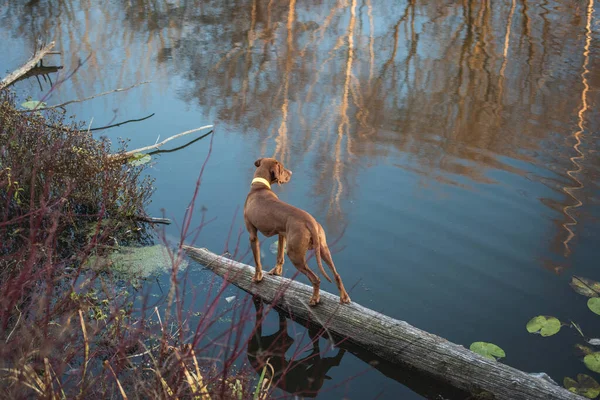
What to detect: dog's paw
<box><xmin>308</xmin><ymin>297</ymin><xmax>321</xmax><ymax>306</ymax></box>
<box><xmin>252</xmin><ymin>272</ymin><xmax>263</xmax><ymax>283</ymax></box>
<box><xmin>340</xmin><ymin>294</ymin><xmax>351</xmax><ymax>304</ymax></box>
<box><xmin>267</xmin><ymin>266</ymin><xmax>282</xmax><ymax>276</ymax></box>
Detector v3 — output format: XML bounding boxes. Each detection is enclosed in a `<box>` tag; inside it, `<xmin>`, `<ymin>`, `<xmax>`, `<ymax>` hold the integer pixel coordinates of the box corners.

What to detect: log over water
<box><xmin>183</xmin><ymin>246</ymin><xmax>582</xmax><ymax>400</ymax></box>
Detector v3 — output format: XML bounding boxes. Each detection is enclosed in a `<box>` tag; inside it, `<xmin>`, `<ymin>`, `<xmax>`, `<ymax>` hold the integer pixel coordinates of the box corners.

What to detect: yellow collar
<box><xmin>251</xmin><ymin>177</ymin><xmax>271</xmax><ymax>189</ymax></box>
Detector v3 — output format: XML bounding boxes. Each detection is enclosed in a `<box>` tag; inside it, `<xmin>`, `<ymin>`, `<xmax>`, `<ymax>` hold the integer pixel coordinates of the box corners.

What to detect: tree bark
<box><xmin>183</xmin><ymin>246</ymin><xmax>583</xmax><ymax>400</ymax></box>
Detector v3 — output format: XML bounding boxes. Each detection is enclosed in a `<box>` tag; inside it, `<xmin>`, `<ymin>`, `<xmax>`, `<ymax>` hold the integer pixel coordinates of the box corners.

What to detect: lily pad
<box><xmin>469</xmin><ymin>342</ymin><xmax>505</xmax><ymax>361</ymax></box>
<box><xmin>585</xmin><ymin>353</ymin><xmax>600</xmax><ymax>374</ymax></box>
<box><xmin>571</xmin><ymin>276</ymin><xmax>600</xmax><ymax>298</ymax></box>
<box><xmin>526</xmin><ymin>316</ymin><xmax>561</xmax><ymax>337</ymax></box>
<box><xmin>564</xmin><ymin>374</ymin><xmax>600</xmax><ymax>399</ymax></box>
<box><xmin>588</xmin><ymin>298</ymin><xmax>600</xmax><ymax>316</ymax></box>
<box><xmin>127</xmin><ymin>153</ymin><xmax>151</xmax><ymax>166</ymax></box>
<box><xmin>21</xmin><ymin>100</ymin><xmax>46</xmax><ymax>110</ymax></box>
<box><xmin>269</xmin><ymin>240</ymin><xmax>287</xmax><ymax>255</ymax></box>
<box><xmin>87</xmin><ymin>245</ymin><xmax>187</xmax><ymax>279</ymax></box>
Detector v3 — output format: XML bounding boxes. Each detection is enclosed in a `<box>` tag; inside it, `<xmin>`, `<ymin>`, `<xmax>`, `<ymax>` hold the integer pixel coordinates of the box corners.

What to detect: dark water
<box><xmin>2</xmin><ymin>1</ymin><xmax>600</xmax><ymax>398</ymax></box>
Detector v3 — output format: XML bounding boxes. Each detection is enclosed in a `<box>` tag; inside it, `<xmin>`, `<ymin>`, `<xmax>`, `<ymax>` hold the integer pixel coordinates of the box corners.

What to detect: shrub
<box><xmin>0</xmin><ymin>91</ymin><xmax>266</xmax><ymax>399</ymax></box>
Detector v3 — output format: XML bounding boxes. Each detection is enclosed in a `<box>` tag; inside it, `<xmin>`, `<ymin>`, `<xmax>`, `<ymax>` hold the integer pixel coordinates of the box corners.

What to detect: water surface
<box><xmin>1</xmin><ymin>1</ymin><xmax>599</xmax><ymax>398</ymax></box>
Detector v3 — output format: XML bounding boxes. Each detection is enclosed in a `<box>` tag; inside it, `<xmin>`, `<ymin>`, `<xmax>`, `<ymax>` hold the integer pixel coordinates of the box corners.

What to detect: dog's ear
<box><xmin>254</xmin><ymin>158</ymin><xmax>263</xmax><ymax>167</ymax></box>
<box><xmin>270</xmin><ymin>162</ymin><xmax>281</xmax><ymax>183</ymax></box>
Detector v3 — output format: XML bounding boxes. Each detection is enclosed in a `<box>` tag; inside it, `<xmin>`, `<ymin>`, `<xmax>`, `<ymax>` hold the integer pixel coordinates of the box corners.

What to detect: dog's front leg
<box><xmin>246</xmin><ymin>224</ymin><xmax>263</xmax><ymax>283</ymax></box>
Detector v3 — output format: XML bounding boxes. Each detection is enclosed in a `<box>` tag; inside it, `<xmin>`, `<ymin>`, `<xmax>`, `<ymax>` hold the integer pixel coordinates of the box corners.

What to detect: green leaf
<box><xmin>21</xmin><ymin>100</ymin><xmax>46</xmax><ymax>110</ymax></box>
<box><xmin>571</xmin><ymin>276</ymin><xmax>600</xmax><ymax>298</ymax></box>
<box><xmin>588</xmin><ymin>298</ymin><xmax>600</xmax><ymax>316</ymax></box>
<box><xmin>469</xmin><ymin>342</ymin><xmax>505</xmax><ymax>361</ymax></box>
<box><xmin>585</xmin><ymin>353</ymin><xmax>600</xmax><ymax>374</ymax></box>
<box><xmin>127</xmin><ymin>153</ymin><xmax>151</xmax><ymax>166</ymax></box>
<box><xmin>564</xmin><ymin>374</ymin><xmax>600</xmax><ymax>399</ymax></box>
<box><xmin>254</xmin><ymin>362</ymin><xmax>268</xmax><ymax>400</ymax></box>
<box><xmin>526</xmin><ymin>316</ymin><xmax>561</xmax><ymax>337</ymax></box>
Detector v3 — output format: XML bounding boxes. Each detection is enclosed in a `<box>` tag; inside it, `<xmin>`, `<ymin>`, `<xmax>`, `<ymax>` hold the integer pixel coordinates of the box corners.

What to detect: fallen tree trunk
<box><xmin>183</xmin><ymin>246</ymin><xmax>583</xmax><ymax>400</ymax></box>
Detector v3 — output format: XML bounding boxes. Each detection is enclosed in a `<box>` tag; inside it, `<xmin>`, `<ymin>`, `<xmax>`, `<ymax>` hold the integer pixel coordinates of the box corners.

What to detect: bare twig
<box><xmin>0</xmin><ymin>41</ymin><xmax>56</xmax><ymax>90</ymax></box>
<box><xmin>78</xmin><ymin>310</ymin><xmax>89</xmax><ymax>394</ymax></box>
<box><xmin>5</xmin><ymin>305</ymin><xmax>21</xmax><ymax>343</ymax></box>
<box><xmin>45</xmin><ymin>113</ymin><xmax>155</xmax><ymax>133</ymax></box>
<box><xmin>84</xmin><ymin>113</ymin><xmax>155</xmax><ymax>132</ymax></box>
<box><xmin>147</xmin><ymin>131</ymin><xmax>211</xmax><ymax>156</ymax></box>
<box><xmin>19</xmin><ymin>81</ymin><xmax>150</xmax><ymax>113</ymax></box>
<box><xmin>110</xmin><ymin>126</ymin><xmax>214</xmax><ymax>159</ymax></box>
<box><xmin>104</xmin><ymin>361</ymin><xmax>128</xmax><ymax>400</ymax></box>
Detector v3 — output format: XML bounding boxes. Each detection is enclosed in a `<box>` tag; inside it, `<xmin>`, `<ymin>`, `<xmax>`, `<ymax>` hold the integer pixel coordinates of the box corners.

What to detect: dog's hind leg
<box><xmin>268</xmin><ymin>234</ymin><xmax>286</xmax><ymax>276</ymax></box>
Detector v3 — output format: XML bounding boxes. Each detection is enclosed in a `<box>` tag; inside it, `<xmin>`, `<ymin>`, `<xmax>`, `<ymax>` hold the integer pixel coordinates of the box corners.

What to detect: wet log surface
<box><xmin>184</xmin><ymin>245</ymin><xmax>582</xmax><ymax>400</ymax></box>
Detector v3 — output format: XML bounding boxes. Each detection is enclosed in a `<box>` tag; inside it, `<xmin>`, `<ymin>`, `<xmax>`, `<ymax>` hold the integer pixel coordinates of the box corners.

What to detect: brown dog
<box><xmin>243</xmin><ymin>158</ymin><xmax>351</xmax><ymax>306</ymax></box>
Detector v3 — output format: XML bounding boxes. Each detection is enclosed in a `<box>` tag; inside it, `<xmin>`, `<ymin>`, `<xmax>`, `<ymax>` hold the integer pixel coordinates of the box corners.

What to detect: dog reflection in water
<box><xmin>247</xmin><ymin>297</ymin><xmax>346</xmax><ymax>397</ymax></box>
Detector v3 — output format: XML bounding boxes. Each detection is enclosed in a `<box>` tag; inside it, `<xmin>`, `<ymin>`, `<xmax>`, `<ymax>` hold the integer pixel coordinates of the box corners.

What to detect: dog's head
<box><xmin>254</xmin><ymin>158</ymin><xmax>292</xmax><ymax>185</ymax></box>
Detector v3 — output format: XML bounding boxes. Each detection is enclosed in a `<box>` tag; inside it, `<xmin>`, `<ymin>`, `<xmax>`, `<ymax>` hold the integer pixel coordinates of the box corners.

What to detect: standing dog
<box><xmin>243</xmin><ymin>158</ymin><xmax>351</xmax><ymax>306</ymax></box>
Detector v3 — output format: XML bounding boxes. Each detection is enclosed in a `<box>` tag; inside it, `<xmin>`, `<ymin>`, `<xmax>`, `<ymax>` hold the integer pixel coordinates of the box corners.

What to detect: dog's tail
<box><xmin>306</xmin><ymin>221</ymin><xmax>333</xmax><ymax>283</ymax></box>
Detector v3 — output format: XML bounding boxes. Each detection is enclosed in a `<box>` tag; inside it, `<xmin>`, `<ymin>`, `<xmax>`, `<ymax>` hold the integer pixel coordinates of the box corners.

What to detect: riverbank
<box><xmin>0</xmin><ymin>89</ymin><xmax>264</xmax><ymax>399</ymax></box>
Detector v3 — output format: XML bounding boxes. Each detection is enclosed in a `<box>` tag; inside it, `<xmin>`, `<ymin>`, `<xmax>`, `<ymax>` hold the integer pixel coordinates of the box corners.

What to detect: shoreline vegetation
<box><xmin>0</xmin><ymin>46</ymin><xmax>262</xmax><ymax>399</ymax></box>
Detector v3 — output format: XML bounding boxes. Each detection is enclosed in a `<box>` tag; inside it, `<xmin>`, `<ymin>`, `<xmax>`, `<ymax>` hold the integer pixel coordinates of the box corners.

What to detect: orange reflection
<box><xmin>561</xmin><ymin>0</ymin><xmax>594</xmax><ymax>256</ymax></box>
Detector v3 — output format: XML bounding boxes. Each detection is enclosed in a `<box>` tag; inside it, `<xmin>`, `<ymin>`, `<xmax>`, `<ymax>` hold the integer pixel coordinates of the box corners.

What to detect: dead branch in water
<box><xmin>13</xmin><ymin>64</ymin><xmax>63</xmax><ymax>87</ymax></box>
<box><xmin>85</xmin><ymin>113</ymin><xmax>155</xmax><ymax>132</ymax></box>
<box><xmin>109</xmin><ymin>126</ymin><xmax>214</xmax><ymax>160</ymax></box>
<box><xmin>0</xmin><ymin>42</ymin><xmax>57</xmax><ymax>90</ymax></box>
<box><xmin>44</xmin><ymin>113</ymin><xmax>155</xmax><ymax>133</ymax></box>
<box><xmin>19</xmin><ymin>81</ymin><xmax>151</xmax><ymax>113</ymax></box>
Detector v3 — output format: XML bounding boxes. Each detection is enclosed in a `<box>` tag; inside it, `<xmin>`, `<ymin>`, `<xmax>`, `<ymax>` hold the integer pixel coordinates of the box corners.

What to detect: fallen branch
<box><xmin>19</xmin><ymin>81</ymin><xmax>150</xmax><ymax>113</ymax></box>
<box><xmin>134</xmin><ymin>216</ymin><xmax>171</xmax><ymax>225</ymax></box>
<box><xmin>110</xmin><ymin>125</ymin><xmax>214</xmax><ymax>160</ymax></box>
<box><xmin>0</xmin><ymin>42</ymin><xmax>57</xmax><ymax>90</ymax></box>
<box><xmin>13</xmin><ymin>65</ymin><xmax>63</xmax><ymax>86</ymax></box>
<box><xmin>183</xmin><ymin>246</ymin><xmax>583</xmax><ymax>400</ymax></box>
<box><xmin>84</xmin><ymin>113</ymin><xmax>155</xmax><ymax>132</ymax></box>
<box><xmin>148</xmin><ymin>130</ymin><xmax>213</xmax><ymax>156</ymax></box>
<box><xmin>45</xmin><ymin>113</ymin><xmax>155</xmax><ymax>133</ymax></box>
